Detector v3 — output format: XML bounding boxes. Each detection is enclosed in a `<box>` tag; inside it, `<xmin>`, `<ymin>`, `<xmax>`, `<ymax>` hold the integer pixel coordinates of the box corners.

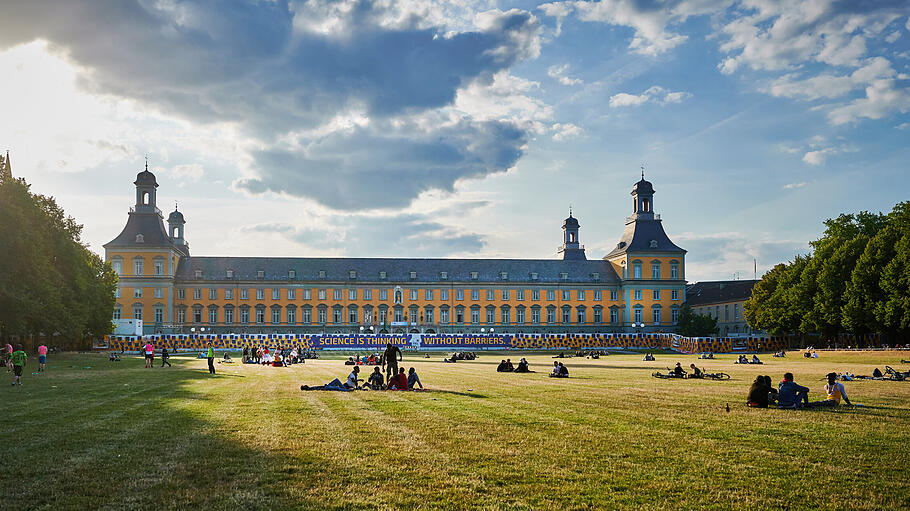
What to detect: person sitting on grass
<box><xmin>673</xmin><ymin>362</ymin><xmax>684</xmax><ymax>377</ymax></box>
<box><xmin>407</xmin><ymin>367</ymin><xmax>423</xmax><ymax>390</ymax></box>
<box><xmin>810</xmin><ymin>373</ymin><xmax>852</xmax><ymax>408</ymax></box>
<box><xmin>515</xmin><ymin>358</ymin><xmax>530</xmax><ymax>373</ymax></box>
<box><xmin>689</xmin><ymin>364</ymin><xmax>703</xmax><ymax>378</ymax></box>
<box><xmin>777</xmin><ymin>372</ymin><xmax>810</xmax><ymax>409</ymax></box>
<box><xmin>345</xmin><ymin>357</ymin><xmax>355</xmax><ymax>366</ymax></box>
<box><xmin>366</xmin><ymin>367</ymin><xmax>385</xmax><ymax>390</ymax></box>
<box><xmin>872</xmin><ymin>367</ymin><xmax>883</xmax><ymax>378</ymax></box>
<box><xmin>643</xmin><ymin>353</ymin><xmax>655</xmax><ymax>361</ymax></box>
<box><xmin>549</xmin><ymin>362</ymin><xmax>569</xmax><ymax>378</ymax></box>
<box><xmin>747</xmin><ymin>376</ymin><xmax>774</xmax><ymax>408</ymax></box>
<box><xmin>497</xmin><ymin>359</ymin><xmax>515</xmax><ymax>372</ymax></box>
<box><xmin>345</xmin><ymin>366</ymin><xmax>362</xmax><ymax>390</ymax></box>
<box><xmin>109</xmin><ymin>352</ymin><xmax>121</xmax><ymax>362</ymax></box>
<box><xmin>751</xmin><ymin>354</ymin><xmax>762</xmax><ymax>364</ymax></box>
<box><xmin>388</xmin><ymin>368</ymin><xmax>409</xmax><ymax>390</ymax></box>
<box><xmin>223</xmin><ymin>352</ymin><xmax>232</xmax><ymax>362</ymax></box>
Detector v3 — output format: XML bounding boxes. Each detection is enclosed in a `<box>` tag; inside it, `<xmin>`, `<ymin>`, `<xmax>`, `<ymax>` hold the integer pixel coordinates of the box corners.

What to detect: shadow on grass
<box><xmin>0</xmin><ymin>354</ymin><xmax>345</xmax><ymax>510</ymax></box>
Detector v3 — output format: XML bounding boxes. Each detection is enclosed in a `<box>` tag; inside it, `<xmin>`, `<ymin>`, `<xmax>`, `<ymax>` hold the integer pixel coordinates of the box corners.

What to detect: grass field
<box><xmin>1</xmin><ymin>350</ymin><xmax>909</xmax><ymax>510</ymax></box>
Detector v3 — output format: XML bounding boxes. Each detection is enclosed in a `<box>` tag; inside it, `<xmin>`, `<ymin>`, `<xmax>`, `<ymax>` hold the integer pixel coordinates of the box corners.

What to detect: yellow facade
<box><xmin>105</xmin><ymin>170</ymin><xmax>686</xmax><ymax>334</ymax></box>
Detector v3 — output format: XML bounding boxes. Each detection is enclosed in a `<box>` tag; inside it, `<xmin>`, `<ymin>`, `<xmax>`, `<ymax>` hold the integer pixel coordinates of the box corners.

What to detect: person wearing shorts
<box><xmin>10</xmin><ymin>344</ymin><xmax>26</xmax><ymax>385</ymax></box>
<box><xmin>144</xmin><ymin>342</ymin><xmax>155</xmax><ymax>368</ymax></box>
<box><xmin>382</xmin><ymin>343</ymin><xmax>402</xmax><ymax>383</ymax></box>
<box><xmin>37</xmin><ymin>344</ymin><xmax>48</xmax><ymax>372</ymax></box>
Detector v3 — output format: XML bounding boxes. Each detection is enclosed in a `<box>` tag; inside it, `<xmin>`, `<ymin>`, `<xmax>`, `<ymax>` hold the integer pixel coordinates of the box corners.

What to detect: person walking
<box><xmin>160</xmin><ymin>347</ymin><xmax>171</xmax><ymax>367</ymax></box>
<box><xmin>10</xmin><ymin>344</ymin><xmax>27</xmax><ymax>385</ymax></box>
<box><xmin>207</xmin><ymin>343</ymin><xmax>215</xmax><ymax>375</ymax></box>
<box><xmin>382</xmin><ymin>342</ymin><xmax>402</xmax><ymax>383</ymax></box>
<box><xmin>144</xmin><ymin>341</ymin><xmax>155</xmax><ymax>368</ymax></box>
<box><xmin>37</xmin><ymin>344</ymin><xmax>48</xmax><ymax>372</ymax></box>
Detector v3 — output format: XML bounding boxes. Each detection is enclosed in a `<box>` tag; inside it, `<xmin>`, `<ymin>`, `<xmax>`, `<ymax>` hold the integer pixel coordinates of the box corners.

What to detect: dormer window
<box><xmin>500</xmin><ymin>272</ymin><xmax>508</xmax><ymax>280</ymax></box>
<box><xmin>349</xmin><ymin>270</ymin><xmax>357</xmax><ymax>279</ymax></box>
<box><xmin>559</xmin><ymin>272</ymin><xmax>569</xmax><ymax>281</ymax></box>
<box><xmin>440</xmin><ymin>271</ymin><xmax>448</xmax><ymax>280</ymax></box>
<box><xmin>649</xmin><ymin>240</ymin><xmax>658</xmax><ymax>248</ymax></box>
<box><xmin>257</xmin><ymin>270</ymin><xmax>265</xmax><ymax>279</ymax></box>
<box><xmin>226</xmin><ymin>269</ymin><xmax>234</xmax><ymax>279</ymax></box>
<box><xmin>379</xmin><ymin>271</ymin><xmax>387</xmax><ymax>280</ymax></box>
<box><xmin>135</xmin><ymin>234</ymin><xmax>144</xmax><ymax>243</ymax></box>
<box><xmin>194</xmin><ymin>269</ymin><xmax>202</xmax><ymax>279</ymax></box>
<box><xmin>470</xmin><ymin>271</ymin><xmax>479</xmax><ymax>280</ymax></box>
<box><xmin>318</xmin><ymin>270</ymin><xmax>326</xmax><ymax>279</ymax></box>
<box><xmin>409</xmin><ymin>271</ymin><xmax>417</xmax><ymax>280</ymax></box>
<box><xmin>592</xmin><ymin>272</ymin><xmax>600</xmax><ymax>281</ymax></box>
<box><xmin>289</xmin><ymin>270</ymin><xmax>296</xmax><ymax>279</ymax></box>
<box><xmin>530</xmin><ymin>272</ymin><xmax>538</xmax><ymax>281</ymax></box>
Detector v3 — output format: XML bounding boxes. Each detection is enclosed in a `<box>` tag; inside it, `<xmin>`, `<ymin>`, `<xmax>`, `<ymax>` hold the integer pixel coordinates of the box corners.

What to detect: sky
<box><xmin>1</xmin><ymin>0</ymin><xmax>908</xmax><ymax>283</ymax></box>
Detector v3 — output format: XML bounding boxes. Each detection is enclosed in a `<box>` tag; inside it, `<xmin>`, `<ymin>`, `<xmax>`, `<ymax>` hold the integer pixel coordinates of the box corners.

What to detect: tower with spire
<box><xmin>104</xmin><ymin>160</ymin><xmax>188</xmax><ymax>334</ymax></box>
<box><xmin>558</xmin><ymin>206</ymin><xmax>587</xmax><ymax>260</ymax></box>
<box><xmin>604</xmin><ymin>171</ymin><xmax>686</xmax><ymax>332</ymax></box>
<box><xmin>0</xmin><ymin>151</ymin><xmax>11</xmax><ymax>180</ymax></box>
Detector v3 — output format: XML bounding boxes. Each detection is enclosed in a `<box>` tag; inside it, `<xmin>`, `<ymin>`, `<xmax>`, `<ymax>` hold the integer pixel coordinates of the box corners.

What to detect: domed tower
<box><xmin>168</xmin><ymin>206</ymin><xmax>188</xmax><ymax>255</ymax></box>
<box><xmin>104</xmin><ymin>163</ymin><xmax>185</xmax><ymax>334</ymax></box>
<box><xmin>558</xmin><ymin>210</ymin><xmax>586</xmax><ymax>260</ymax></box>
<box><xmin>605</xmin><ymin>172</ymin><xmax>686</xmax><ymax>333</ymax></box>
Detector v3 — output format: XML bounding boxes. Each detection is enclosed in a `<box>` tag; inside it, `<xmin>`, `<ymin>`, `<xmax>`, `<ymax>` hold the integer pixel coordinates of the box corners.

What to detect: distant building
<box><xmin>686</xmin><ymin>280</ymin><xmax>760</xmax><ymax>336</ymax></box>
<box><xmin>104</xmin><ymin>166</ymin><xmax>687</xmax><ymax>334</ymax></box>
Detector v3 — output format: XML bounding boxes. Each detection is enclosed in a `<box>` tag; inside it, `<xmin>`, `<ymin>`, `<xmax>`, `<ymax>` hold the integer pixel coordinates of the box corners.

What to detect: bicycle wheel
<box><xmin>714</xmin><ymin>372</ymin><xmax>731</xmax><ymax>380</ymax></box>
<box><xmin>652</xmin><ymin>371</ymin><xmax>667</xmax><ymax>379</ymax></box>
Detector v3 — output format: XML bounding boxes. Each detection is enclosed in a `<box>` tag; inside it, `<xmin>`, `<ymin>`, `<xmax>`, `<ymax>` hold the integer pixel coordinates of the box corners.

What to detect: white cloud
<box><xmin>783</xmin><ymin>181</ymin><xmax>807</xmax><ymax>189</ymax></box>
<box><xmin>609</xmin><ymin>85</ymin><xmax>692</xmax><ymax>107</ymax></box>
<box><xmin>828</xmin><ymin>78</ymin><xmax>910</xmax><ymax>125</ymax></box>
<box><xmin>802</xmin><ymin>149</ymin><xmax>836</xmax><ymax>165</ymax></box>
<box><xmin>170</xmin><ymin>163</ymin><xmax>204</xmax><ymax>183</ymax></box>
<box><xmin>766</xmin><ymin>57</ymin><xmax>895</xmax><ymax>101</ymax></box>
<box><xmin>886</xmin><ymin>31</ymin><xmax>901</xmax><ymax>43</ymax></box>
<box><xmin>896</xmin><ymin>122</ymin><xmax>910</xmax><ymax>130</ymax></box>
<box><xmin>547</xmin><ymin>64</ymin><xmax>583</xmax><ymax>85</ymax></box>
<box><xmin>551</xmin><ymin>123</ymin><xmax>584</xmax><ymax>141</ymax></box>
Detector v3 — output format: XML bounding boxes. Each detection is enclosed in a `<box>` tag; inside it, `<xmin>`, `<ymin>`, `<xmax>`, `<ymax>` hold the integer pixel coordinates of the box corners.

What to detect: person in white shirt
<box><xmin>345</xmin><ymin>366</ymin><xmax>362</xmax><ymax>389</ymax></box>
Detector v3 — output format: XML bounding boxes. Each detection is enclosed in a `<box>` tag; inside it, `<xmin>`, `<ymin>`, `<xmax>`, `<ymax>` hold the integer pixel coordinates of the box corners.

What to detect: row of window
<box><xmin>695</xmin><ymin>303</ymin><xmax>742</xmax><ymax>322</ymax></box>
<box><xmin>119</xmin><ymin>286</ymin><xmax>682</xmax><ymax>303</ymax></box>
<box><xmin>190</xmin><ymin>268</ymin><xmax>607</xmax><ymax>282</ymax></box>
<box><xmin>623</xmin><ymin>260</ymin><xmax>681</xmax><ymax>280</ymax></box>
<box><xmin>117</xmin><ymin>303</ymin><xmax>679</xmax><ymax>326</ymax></box>
<box><xmin>111</xmin><ymin>257</ymin><xmax>166</xmax><ymax>277</ymax></box>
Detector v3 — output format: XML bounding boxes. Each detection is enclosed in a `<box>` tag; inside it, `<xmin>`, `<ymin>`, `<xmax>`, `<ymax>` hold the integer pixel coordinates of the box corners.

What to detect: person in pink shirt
<box><xmin>144</xmin><ymin>342</ymin><xmax>155</xmax><ymax>368</ymax></box>
<box><xmin>37</xmin><ymin>345</ymin><xmax>48</xmax><ymax>372</ymax></box>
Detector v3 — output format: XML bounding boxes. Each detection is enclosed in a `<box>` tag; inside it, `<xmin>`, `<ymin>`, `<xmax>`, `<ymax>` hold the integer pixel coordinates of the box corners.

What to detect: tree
<box><xmin>676</xmin><ymin>304</ymin><xmax>718</xmax><ymax>337</ymax></box>
<box><xmin>0</xmin><ymin>171</ymin><xmax>117</xmax><ymax>347</ymax></box>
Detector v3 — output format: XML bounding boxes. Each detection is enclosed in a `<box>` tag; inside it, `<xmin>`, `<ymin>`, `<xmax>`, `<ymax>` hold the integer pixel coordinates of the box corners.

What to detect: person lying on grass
<box><xmin>689</xmin><ymin>364</ymin><xmax>703</xmax><ymax>378</ymax></box>
<box><xmin>809</xmin><ymin>372</ymin><xmax>852</xmax><ymax>408</ymax></box>
<box><xmin>407</xmin><ymin>367</ymin><xmax>423</xmax><ymax>390</ymax></box>
<box><xmin>388</xmin><ymin>368</ymin><xmax>409</xmax><ymax>390</ymax></box>
<box><xmin>777</xmin><ymin>373</ymin><xmax>810</xmax><ymax>409</ymax></box>
<box><xmin>365</xmin><ymin>366</ymin><xmax>386</xmax><ymax>390</ymax></box>
<box><xmin>301</xmin><ymin>378</ymin><xmax>350</xmax><ymax>391</ymax></box>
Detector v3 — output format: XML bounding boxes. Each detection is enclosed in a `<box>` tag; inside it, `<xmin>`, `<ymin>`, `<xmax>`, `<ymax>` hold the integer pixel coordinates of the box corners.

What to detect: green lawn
<box><xmin>1</xmin><ymin>350</ymin><xmax>908</xmax><ymax>510</ymax></box>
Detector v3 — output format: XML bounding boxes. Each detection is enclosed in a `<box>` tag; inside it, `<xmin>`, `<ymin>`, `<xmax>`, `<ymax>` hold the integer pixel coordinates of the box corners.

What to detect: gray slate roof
<box><xmin>176</xmin><ymin>256</ymin><xmax>621</xmax><ymax>284</ymax></box>
<box><xmin>686</xmin><ymin>280</ymin><xmax>759</xmax><ymax>306</ymax></box>
<box><xmin>605</xmin><ymin>218</ymin><xmax>685</xmax><ymax>258</ymax></box>
<box><xmin>104</xmin><ymin>211</ymin><xmax>174</xmax><ymax>249</ymax></box>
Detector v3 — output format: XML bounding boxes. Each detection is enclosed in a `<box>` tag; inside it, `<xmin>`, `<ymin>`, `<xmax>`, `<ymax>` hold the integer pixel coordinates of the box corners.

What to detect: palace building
<box><xmin>104</xmin><ymin>167</ymin><xmax>687</xmax><ymax>335</ymax></box>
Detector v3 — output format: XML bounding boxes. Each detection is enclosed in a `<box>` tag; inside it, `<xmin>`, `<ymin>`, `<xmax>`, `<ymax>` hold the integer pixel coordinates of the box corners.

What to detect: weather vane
<box><xmin>640</xmin><ymin>164</ymin><xmax>645</xmax><ymax>179</ymax></box>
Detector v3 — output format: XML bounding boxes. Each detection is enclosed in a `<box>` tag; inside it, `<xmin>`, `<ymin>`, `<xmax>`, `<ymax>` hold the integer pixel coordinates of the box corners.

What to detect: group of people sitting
<box><xmin>803</xmin><ymin>350</ymin><xmax>819</xmax><ymax>358</ymax></box>
<box><xmin>442</xmin><ymin>352</ymin><xmax>477</xmax><ymax>363</ymax></box>
<box><xmin>772</xmin><ymin>350</ymin><xmax>786</xmax><ymax>357</ymax></box>
<box><xmin>243</xmin><ymin>346</ymin><xmax>315</xmax><ymax>366</ymax></box>
<box><xmin>496</xmin><ymin>358</ymin><xmax>530</xmax><ymax>373</ymax></box>
<box><xmin>698</xmin><ymin>353</ymin><xmax>715</xmax><ymax>359</ymax></box>
<box><xmin>747</xmin><ymin>372</ymin><xmax>852</xmax><ymax>409</ymax></box>
<box><xmin>735</xmin><ymin>354</ymin><xmax>762</xmax><ymax>364</ymax></box>
<box><xmin>549</xmin><ymin>361</ymin><xmax>569</xmax><ymax>378</ymax></box>
<box><xmin>642</xmin><ymin>353</ymin><xmax>656</xmax><ymax>361</ymax></box>
<box><xmin>577</xmin><ymin>350</ymin><xmax>607</xmax><ymax>359</ymax></box>
<box><xmin>301</xmin><ymin>365</ymin><xmax>424</xmax><ymax>391</ymax></box>
<box><xmin>344</xmin><ymin>353</ymin><xmax>381</xmax><ymax>366</ymax></box>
